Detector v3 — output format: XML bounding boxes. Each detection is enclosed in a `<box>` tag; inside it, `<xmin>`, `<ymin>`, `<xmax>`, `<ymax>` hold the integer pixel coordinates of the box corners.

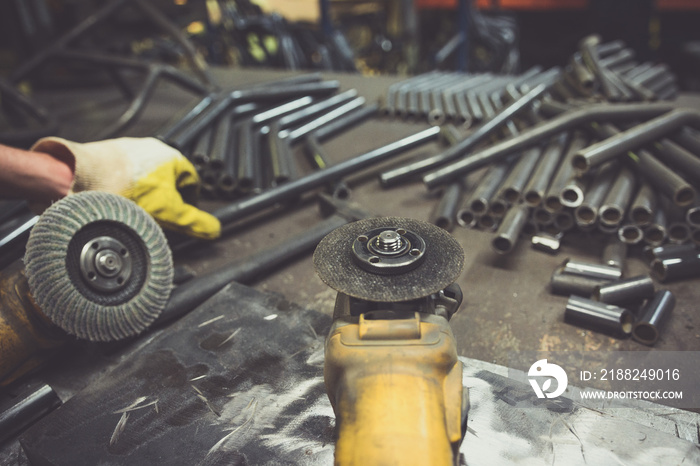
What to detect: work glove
<box><xmin>31</xmin><ymin>136</ymin><xmax>221</xmax><ymax>240</ymax></box>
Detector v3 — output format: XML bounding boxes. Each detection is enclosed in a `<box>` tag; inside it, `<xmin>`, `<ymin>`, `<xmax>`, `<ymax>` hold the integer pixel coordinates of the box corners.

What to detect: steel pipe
<box><xmin>599</xmin><ymin>167</ymin><xmax>636</xmax><ymax>228</ymax></box>
<box><xmin>643</xmin><ymin>243</ymin><xmax>696</xmax><ymax>263</ymax></box>
<box><xmin>668</xmin><ymin>222</ymin><xmax>691</xmax><ymax>244</ymax></box>
<box><xmin>267</xmin><ymin>122</ymin><xmax>297</xmax><ymax>186</ymax></box>
<box><xmin>0</xmin><ymin>383</ymin><xmax>61</xmax><ymax>445</ymax></box>
<box><xmin>618</xmin><ymin>224</ymin><xmax>644</xmax><ymax>245</ymax></box>
<box><xmin>523</xmin><ymin>133</ymin><xmax>569</xmax><ymax>207</ymax></box>
<box><xmin>496</xmin><ymin>147</ymin><xmax>542</xmax><ymax>204</ymax></box>
<box><xmin>462</xmin><ymin>159</ymin><xmax>512</xmax><ymax>215</ymax></box>
<box><xmin>651</xmin><ymin>250</ymin><xmax>700</xmax><ymax>282</ymax></box>
<box><xmin>574</xmin><ymin>161</ymin><xmax>619</xmax><ymax>228</ymax></box>
<box><xmin>380</xmin><ymin>83</ymin><xmax>548</xmax><ymax>187</ymax></box>
<box><xmin>632</xmin><ymin>290</ymin><xmax>675</xmax><ymax>345</ymax></box>
<box><xmin>650</xmin><ymin>139</ymin><xmax>700</xmax><ymax>186</ymax></box>
<box><xmin>629</xmin><ymin>181</ymin><xmax>656</xmax><ymax>226</ymax></box>
<box><xmin>550</xmin><ymin>268</ymin><xmax>610</xmax><ymax>296</ymax></box>
<box><xmin>602</xmin><ymin>237</ymin><xmax>627</xmax><ymax>270</ymax></box>
<box><xmin>281</xmin><ymin>97</ymin><xmax>366</xmax><ymax>145</ymax></box>
<box><xmin>277</xmin><ymin>89</ymin><xmax>357</xmax><ymax>129</ymax></box>
<box><xmin>423</xmin><ymin>102</ymin><xmax>675</xmax><ymax>189</ymax></box>
<box><xmin>213</xmin><ymin>127</ymin><xmax>440</xmax><ymax>225</ymax></box>
<box><xmin>491</xmin><ymin>204</ymin><xmax>530</xmax><ymax>254</ymax></box>
<box><xmin>561</xmin><ymin>258</ymin><xmax>623</xmax><ymax>281</ymax></box>
<box><xmin>314</xmin><ymin>104</ymin><xmax>378</xmax><ymax>142</ymax></box>
<box><xmin>565</xmin><ymin>295</ymin><xmax>634</xmax><ymax>336</ymax></box>
<box><xmin>544</xmin><ymin>132</ymin><xmax>587</xmax><ymax>212</ymax></box>
<box><xmin>593</xmin><ymin>275</ymin><xmax>655</xmax><ymax>305</ymax></box>
<box><xmin>670</xmin><ymin>127</ymin><xmax>700</xmax><ymax>156</ymax></box>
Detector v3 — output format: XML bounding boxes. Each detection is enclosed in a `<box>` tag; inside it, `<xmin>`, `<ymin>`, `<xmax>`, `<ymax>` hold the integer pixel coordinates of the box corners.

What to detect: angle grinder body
<box><xmin>314</xmin><ymin>217</ymin><xmax>467</xmax><ymax>466</ymax></box>
<box><xmin>0</xmin><ymin>192</ymin><xmax>173</xmax><ymax>387</ymax></box>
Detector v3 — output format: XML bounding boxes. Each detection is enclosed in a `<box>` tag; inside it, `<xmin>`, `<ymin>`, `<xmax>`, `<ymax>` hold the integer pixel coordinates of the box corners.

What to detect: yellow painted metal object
<box><xmin>324</xmin><ymin>294</ymin><xmax>465</xmax><ymax>466</ymax></box>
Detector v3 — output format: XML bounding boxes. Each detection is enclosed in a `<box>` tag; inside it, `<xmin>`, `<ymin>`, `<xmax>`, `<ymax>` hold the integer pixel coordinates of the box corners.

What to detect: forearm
<box><xmin>0</xmin><ymin>143</ymin><xmax>74</xmax><ymax>202</ymax></box>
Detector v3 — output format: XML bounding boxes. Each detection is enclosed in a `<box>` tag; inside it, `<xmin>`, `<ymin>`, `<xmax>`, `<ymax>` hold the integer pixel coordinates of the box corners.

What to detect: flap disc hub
<box><xmin>80</xmin><ymin>236</ymin><xmax>133</xmax><ymax>292</ymax></box>
<box><xmin>314</xmin><ymin>217</ymin><xmax>464</xmax><ymax>302</ymax></box>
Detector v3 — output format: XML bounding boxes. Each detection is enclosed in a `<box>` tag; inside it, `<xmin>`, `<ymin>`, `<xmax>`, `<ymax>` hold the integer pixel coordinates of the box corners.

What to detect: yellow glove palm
<box><xmin>31</xmin><ymin>137</ymin><xmax>220</xmax><ymax>240</ymax></box>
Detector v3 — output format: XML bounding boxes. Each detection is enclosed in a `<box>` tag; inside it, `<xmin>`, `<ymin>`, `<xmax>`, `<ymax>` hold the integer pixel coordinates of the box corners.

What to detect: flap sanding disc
<box><xmin>313</xmin><ymin>217</ymin><xmax>464</xmax><ymax>302</ymax></box>
<box><xmin>24</xmin><ymin>191</ymin><xmax>173</xmax><ymax>342</ymax></box>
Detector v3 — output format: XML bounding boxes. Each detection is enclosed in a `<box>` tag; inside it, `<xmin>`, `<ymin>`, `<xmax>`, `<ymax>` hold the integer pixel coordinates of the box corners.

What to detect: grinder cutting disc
<box><xmin>313</xmin><ymin>217</ymin><xmax>464</xmax><ymax>302</ymax></box>
<box><xmin>24</xmin><ymin>191</ymin><xmax>173</xmax><ymax>342</ymax></box>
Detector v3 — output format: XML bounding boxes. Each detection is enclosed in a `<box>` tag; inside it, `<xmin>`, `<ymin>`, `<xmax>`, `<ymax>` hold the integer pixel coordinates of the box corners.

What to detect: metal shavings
<box><xmin>113</xmin><ymin>396</ymin><xmax>159</xmax><ymax>414</ymax></box>
<box><xmin>197</xmin><ymin>394</ymin><xmax>221</xmax><ymax>417</ymax></box>
<box><xmin>206</xmin><ymin>399</ymin><xmax>259</xmax><ymax>457</ymax></box>
<box><xmin>218</xmin><ymin>328</ymin><xmax>241</xmax><ymax>347</ymax></box>
<box><xmin>306</xmin><ymin>323</ymin><xmax>318</xmax><ymax>340</ymax></box>
<box><xmin>190</xmin><ymin>375</ymin><xmax>207</xmax><ymax>381</ymax></box>
<box><xmin>191</xmin><ymin>385</ymin><xmax>204</xmax><ymax>396</ymax></box>
<box><xmin>198</xmin><ymin>315</ymin><xmax>224</xmax><ymax>328</ymax></box>
<box><xmin>264</xmin><ymin>314</ymin><xmax>278</xmax><ymax>321</ymax></box>
<box><xmin>110</xmin><ymin>412</ymin><xmax>129</xmax><ymax>446</ymax></box>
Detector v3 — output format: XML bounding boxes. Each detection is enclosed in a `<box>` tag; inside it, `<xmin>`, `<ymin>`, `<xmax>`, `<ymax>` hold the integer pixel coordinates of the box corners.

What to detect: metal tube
<box><xmin>190</xmin><ymin>124</ymin><xmax>213</xmax><ymax>166</ymax></box>
<box><xmin>626</xmin><ymin>148</ymin><xmax>696</xmax><ymax>207</ymax></box>
<box><xmin>489</xmin><ymin>198</ymin><xmax>510</xmax><ymax>218</ymax></box>
<box><xmin>213</xmin><ymin>127</ymin><xmax>440</xmax><ymax>225</ymax></box>
<box><xmin>560</xmin><ymin>175</ymin><xmax>588</xmax><ymax>209</ymax></box>
<box><xmin>593</xmin><ymin>275</ymin><xmax>655</xmax><ymax>305</ymax></box>
<box><xmin>573</xmin><ymin>109</ymin><xmax>700</xmax><ymax>174</ymax></box>
<box><xmin>686</xmin><ymin>206</ymin><xmax>700</xmax><ymax>229</ymax></box>
<box><xmin>561</xmin><ymin>258</ymin><xmax>623</xmax><ymax>281</ymax></box>
<box><xmin>277</xmin><ymin>89</ymin><xmax>357</xmax><ymax>129</ymax></box>
<box><xmin>644</xmin><ymin>208</ymin><xmax>668</xmax><ymax>246</ymax></box>
<box><xmin>668</xmin><ymin>222</ymin><xmax>691</xmax><ymax>244</ymax></box>
<box><xmin>629</xmin><ymin>181</ymin><xmax>656</xmax><ymax>226</ymax></box>
<box><xmin>599</xmin><ymin>166</ymin><xmax>636</xmax><ymax>228</ymax></box>
<box><xmin>523</xmin><ymin>133</ymin><xmax>569</xmax><ymax>207</ymax></box>
<box><xmin>0</xmin><ymin>383</ymin><xmax>62</xmax><ymax>445</ymax></box>
<box><xmin>155</xmin><ymin>214</ymin><xmax>353</xmax><ymax>326</ymax></box>
<box><xmin>380</xmin><ymin>83</ymin><xmax>548</xmax><ymax>187</ymax></box>
<box><xmin>579</xmin><ymin>35</ymin><xmax>622</xmax><ymax>101</ymax></box>
<box><xmin>429</xmin><ymin>182</ymin><xmax>464</xmax><ymax>232</ymax></box>
<box><xmin>207</xmin><ymin>108</ymin><xmax>236</xmax><ymax>172</ymax></box>
<box><xmin>618</xmin><ymin>224</ymin><xmax>644</xmax><ymax>245</ymax></box>
<box><xmin>602</xmin><ymin>237</ymin><xmax>627</xmax><ymax>270</ymax></box>
<box><xmin>497</xmin><ymin>146</ymin><xmax>542</xmax><ymax>204</ymax></box>
<box><xmin>282</xmin><ymin>97</ymin><xmax>366</xmax><ymax>145</ymax></box>
<box><xmin>650</xmin><ymin>139</ymin><xmax>700</xmax><ymax>186</ymax></box>
<box><xmin>267</xmin><ymin>122</ymin><xmax>297</xmax><ymax>186</ymax></box>
<box><xmin>315</xmin><ymin>104</ymin><xmax>378</xmax><ymax>142</ymax></box>
<box><xmin>394</xmin><ymin>72</ymin><xmax>441</xmax><ymax>117</ymax></box>
<box><xmin>423</xmin><ymin>102</ymin><xmax>676</xmax><ymax>189</ymax></box>
<box><xmin>628</xmin><ymin>64</ymin><xmax>668</xmax><ymax>86</ymax></box>
<box><xmin>599</xmin><ymin>48</ymin><xmax>636</xmax><ymax>70</ymax></box>
<box><xmin>565</xmin><ymin>295</ymin><xmax>634</xmax><ymax>336</ymax></box>
<box><xmin>491</xmin><ymin>204</ymin><xmax>530</xmax><ymax>254</ymax></box>
<box><xmin>251</xmin><ymin>96</ymin><xmax>314</xmax><ymax>125</ymax></box>
<box><xmin>478</xmin><ymin>214</ymin><xmax>499</xmax><ymax>231</ymax></box>
<box><xmin>651</xmin><ymin>250</ymin><xmax>700</xmax><ymax>282</ymax></box>
<box><xmin>574</xmin><ymin>161</ymin><xmax>618</xmax><ymax>228</ymax></box>
<box><xmin>235</xmin><ymin>121</ymin><xmax>256</xmax><ymax>195</ymax></box>
<box><xmin>550</xmin><ymin>268</ymin><xmax>610</xmax><ymax>296</ymax></box>
<box><xmin>670</xmin><ymin>127</ymin><xmax>700</xmax><ymax>156</ymax></box>
<box><xmin>463</xmin><ymin>159</ymin><xmax>512</xmax><ymax>215</ymax></box>
<box><xmin>304</xmin><ymin>134</ymin><xmax>351</xmax><ymax>199</ymax></box>
<box><xmin>632</xmin><ymin>290</ymin><xmax>675</xmax><ymax>345</ymax></box>
<box><xmin>157</xmin><ymin>93</ymin><xmax>215</xmax><ymax>141</ymax></box>
<box><xmin>544</xmin><ymin>132</ymin><xmax>588</xmax><ymax>212</ymax></box>
<box><xmin>554</xmin><ymin>210</ymin><xmax>575</xmax><ymax>231</ymax></box>
<box><xmin>643</xmin><ymin>243</ymin><xmax>696</xmax><ymax>263</ymax></box>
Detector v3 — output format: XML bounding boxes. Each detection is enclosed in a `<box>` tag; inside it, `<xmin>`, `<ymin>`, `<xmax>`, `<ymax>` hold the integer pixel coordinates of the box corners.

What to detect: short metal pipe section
<box><xmin>651</xmin><ymin>249</ymin><xmax>700</xmax><ymax>282</ymax></box>
<box><xmin>550</xmin><ymin>268</ymin><xmax>610</xmax><ymax>296</ymax></box>
<box><xmin>491</xmin><ymin>204</ymin><xmax>530</xmax><ymax>254</ymax></box>
<box><xmin>565</xmin><ymin>295</ymin><xmax>634</xmax><ymax>336</ymax></box>
<box><xmin>593</xmin><ymin>275</ymin><xmax>655</xmax><ymax>305</ymax></box>
<box><xmin>561</xmin><ymin>258</ymin><xmax>623</xmax><ymax>281</ymax></box>
<box><xmin>632</xmin><ymin>290</ymin><xmax>675</xmax><ymax>346</ymax></box>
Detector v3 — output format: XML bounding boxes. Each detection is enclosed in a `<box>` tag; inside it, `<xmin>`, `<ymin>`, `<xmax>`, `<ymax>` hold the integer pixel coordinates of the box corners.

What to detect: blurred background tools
<box><xmin>314</xmin><ymin>217</ymin><xmax>466</xmax><ymax>465</ymax></box>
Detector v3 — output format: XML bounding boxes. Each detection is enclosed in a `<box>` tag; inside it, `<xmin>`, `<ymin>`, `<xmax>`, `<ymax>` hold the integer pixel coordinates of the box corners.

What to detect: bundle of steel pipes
<box><xmin>157</xmin><ymin>73</ymin><xmax>378</xmax><ymax>200</ymax></box>
<box><xmin>381</xmin><ymin>35</ymin><xmax>695</xmax><ymax>344</ymax></box>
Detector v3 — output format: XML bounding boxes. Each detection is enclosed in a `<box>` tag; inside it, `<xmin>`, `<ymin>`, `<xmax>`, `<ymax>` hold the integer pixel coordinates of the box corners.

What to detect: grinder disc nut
<box><xmin>352</xmin><ymin>227</ymin><xmax>426</xmax><ymax>275</ymax></box>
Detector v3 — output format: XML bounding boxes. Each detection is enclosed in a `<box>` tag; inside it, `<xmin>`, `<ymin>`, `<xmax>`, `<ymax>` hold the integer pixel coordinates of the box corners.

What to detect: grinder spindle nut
<box><xmin>352</xmin><ymin>227</ymin><xmax>426</xmax><ymax>275</ymax></box>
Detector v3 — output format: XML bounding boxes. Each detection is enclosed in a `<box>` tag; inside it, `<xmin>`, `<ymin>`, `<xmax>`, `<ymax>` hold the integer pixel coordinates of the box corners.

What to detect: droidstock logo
<box><xmin>528</xmin><ymin>359</ymin><xmax>568</xmax><ymax>399</ymax></box>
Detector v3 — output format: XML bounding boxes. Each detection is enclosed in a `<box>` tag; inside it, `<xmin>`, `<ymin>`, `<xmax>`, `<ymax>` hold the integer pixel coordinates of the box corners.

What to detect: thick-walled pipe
<box><xmin>650</xmin><ymin>139</ymin><xmax>700</xmax><ymax>186</ymax></box>
<box><xmin>561</xmin><ymin>258</ymin><xmax>623</xmax><ymax>281</ymax></box>
<box><xmin>554</xmin><ymin>210</ymin><xmax>575</xmax><ymax>231</ymax></box>
<box><xmin>423</xmin><ymin>102</ymin><xmax>675</xmax><ymax>189</ymax></box>
<box><xmin>573</xmin><ymin>109</ymin><xmax>700</xmax><ymax>174</ymax></box>
<box><xmin>632</xmin><ymin>290</ymin><xmax>675</xmax><ymax>345</ymax></box>
<box><xmin>668</xmin><ymin>222</ymin><xmax>691</xmax><ymax>244</ymax></box>
<box><xmin>651</xmin><ymin>250</ymin><xmax>700</xmax><ymax>282</ymax></box>
<box><xmin>208</xmin><ymin>108</ymin><xmax>236</xmax><ymax>172</ymax></box>
<box><xmin>429</xmin><ymin>182</ymin><xmax>464</xmax><ymax>232</ymax></box>
<box><xmin>599</xmin><ymin>166</ymin><xmax>636</xmax><ymax>228</ymax></box>
<box><xmin>0</xmin><ymin>383</ymin><xmax>62</xmax><ymax>445</ymax></box>
<box><xmin>618</xmin><ymin>224</ymin><xmax>644</xmax><ymax>245</ymax></box>
<box><xmin>213</xmin><ymin>127</ymin><xmax>440</xmax><ymax>225</ymax></box>
<box><xmin>644</xmin><ymin>208</ymin><xmax>668</xmax><ymax>246</ymax></box>
<box><xmin>496</xmin><ymin>146</ymin><xmax>542</xmax><ymax>204</ymax></box>
<box><xmin>156</xmin><ymin>214</ymin><xmax>353</xmax><ymax>326</ymax></box>
<box><xmin>574</xmin><ymin>161</ymin><xmax>619</xmax><ymax>228</ymax></box>
<box><xmin>686</xmin><ymin>206</ymin><xmax>700</xmax><ymax>229</ymax></box>
<box><xmin>491</xmin><ymin>204</ymin><xmax>530</xmax><ymax>254</ymax></box>
<box><xmin>380</xmin><ymin>83</ymin><xmax>548</xmax><ymax>187</ymax></box>
<box><xmin>544</xmin><ymin>132</ymin><xmax>587</xmax><ymax>212</ymax></box>
<box><xmin>550</xmin><ymin>268</ymin><xmax>611</xmax><ymax>296</ymax></box>
<box><xmin>190</xmin><ymin>125</ymin><xmax>213</xmax><ymax>166</ymax></box>
<box><xmin>643</xmin><ymin>243</ymin><xmax>696</xmax><ymax>263</ymax></box>
<box><xmin>629</xmin><ymin>181</ymin><xmax>656</xmax><ymax>226</ymax></box>
<box><xmin>594</xmin><ymin>275</ymin><xmax>655</xmax><ymax>305</ymax></box>
<box><xmin>565</xmin><ymin>295</ymin><xmax>634</xmax><ymax>336</ymax></box>
<box><xmin>462</xmin><ymin>159</ymin><xmax>512</xmax><ymax>215</ymax></box>
<box><xmin>523</xmin><ymin>133</ymin><xmax>569</xmax><ymax>207</ymax></box>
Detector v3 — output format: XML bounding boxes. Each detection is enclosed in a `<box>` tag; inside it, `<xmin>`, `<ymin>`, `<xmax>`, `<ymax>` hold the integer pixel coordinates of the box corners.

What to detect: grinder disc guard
<box><xmin>24</xmin><ymin>191</ymin><xmax>173</xmax><ymax>342</ymax></box>
<box><xmin>313</xmin><ymin>217</ymin><xmax>464</xmax><ymax>302</ymax></box>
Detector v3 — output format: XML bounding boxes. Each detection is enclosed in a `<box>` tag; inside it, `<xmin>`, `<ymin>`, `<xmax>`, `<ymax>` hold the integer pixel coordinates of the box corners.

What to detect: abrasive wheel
<box><xmin>313</xmin><ymin>217</ymin><xmax>464</xmax><ymax>302</ymax></box>
<box><xmin>24</xmin><ymin>191</ymin><xmax>173</xmax><ymax>342</ymax></box>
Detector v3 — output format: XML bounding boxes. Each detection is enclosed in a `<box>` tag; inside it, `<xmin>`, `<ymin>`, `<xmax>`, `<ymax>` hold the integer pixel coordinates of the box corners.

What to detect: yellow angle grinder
<box><xmin>314</xmin><ymin>217</ymin><xmax>468</xmax><ymax>466</ymax></box>
<box><xmin>0</xmin><ymin>191</ymin><xmax>173</xmax><ymax>386</ymax></box>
